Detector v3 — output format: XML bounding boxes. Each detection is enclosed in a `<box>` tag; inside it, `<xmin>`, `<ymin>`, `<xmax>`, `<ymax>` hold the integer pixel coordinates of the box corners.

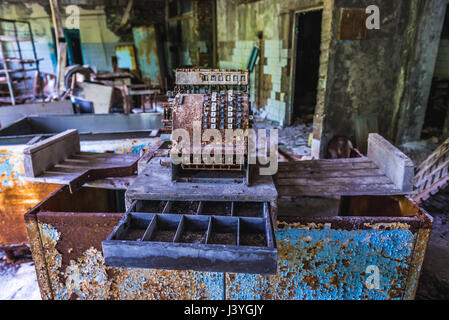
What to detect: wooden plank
<box><xmin>23</xmin><ymin>129</ymin><xmax>80</xmax><ymax>177</ymax></box>
<box><xmin>276</xmin><ymin>183</ymin><xmax>403</xmax><ymax>197</ymax></box>
<box><xmin>278</xmin><ymin>157</ymin><xmax>375</xmax><ymax>167</ymax></box>
<box><xmin>138</xmin><ymin>139</ymin><xmax>165</xmax><ymax>174</ymax></box>
<box><xmin>414</xmin><ymin>137</ymin><xmax>449</xmax><ymax>204</ymax></box>
<box><xmin>25</xmin><ymin>174</ymin><xmax>136</xmax><ymax>190</ymax></box>
<box><xmin>367</xmin><ymin>133</ymin><xmax>415</xmax><ymax>192</ymax></box>
<box><xmin>276</xmin><ymin>175</ymin><xmax>392</xmax><ymax>186</ymax></box>
<box><xmin>276</xmin><ymin>167</ymin><xmax>386</xmax><ymax>179</ymax></box>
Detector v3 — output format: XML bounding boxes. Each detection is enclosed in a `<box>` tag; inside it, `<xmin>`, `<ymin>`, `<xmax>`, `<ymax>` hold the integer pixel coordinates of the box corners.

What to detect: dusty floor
<box><xmin>0</xmin><ymin>252</ymin><xmax>40</xmax><ymax>300</ymax></box>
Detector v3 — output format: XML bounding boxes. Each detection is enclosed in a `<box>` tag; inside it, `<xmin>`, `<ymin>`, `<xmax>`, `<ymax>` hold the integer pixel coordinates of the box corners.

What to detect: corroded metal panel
<box><xmin>133</xmin><ymin>26</ymin><xmax>163</xmax><ymax>85</ymax></box>
<box><xmin>226</xmin><ymin>215</ymin><xmax>432</xmax><ymax>300</ymax></box>
<box><xmin>0</xmin><ymin>145</ymin><xmax>60</xmax><ymax>245</ymax></box>
<box><xmin>0</xmin><ymin>138</ymin><xmax>157</xmax><ymax>246</ymax></box>
<box><xmin>26</xmin><ymin>192</ymin><xmax>432</xmax><ymax>300</ymax></box>
<box><xmin>175</xmin><ymin>69</ymin><xmax>249</xmax><ymax>86</ymax></box>
<box><xmin>27</xmin><ymin>208</ymin><xmax>224</xmax><ymax>300</ymax></box>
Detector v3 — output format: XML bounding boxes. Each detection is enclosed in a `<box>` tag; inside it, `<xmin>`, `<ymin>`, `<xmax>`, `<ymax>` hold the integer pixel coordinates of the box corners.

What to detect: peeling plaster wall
<box><xmin>217</xmin><ymin>0</ymin><xmax>329</xmax><ymax>128</ymax></box>
<box><xmin>322</xmin><ymin>0</ymin><xmax>412</xmax><ymax>156</ymax></box>
<box><xmin>217</xmin><ymin>0</ymin><xmax>447</xmax><ymax>158</ymax></box>
<box><xmin>389</xmin><ymin>0</ymin><xmax>447</xmax><ymax>146</ymax></box>
<box><xmin>165</xmin><ymin>0</ymin><xmax>216</xmax><ymax>83</ymax></box>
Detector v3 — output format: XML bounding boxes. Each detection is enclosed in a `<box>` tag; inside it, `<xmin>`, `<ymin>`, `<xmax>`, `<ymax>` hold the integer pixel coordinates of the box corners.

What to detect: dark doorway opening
<box><xmin>64</xmin><ymin>28</ymin><xmax>84</xmax><ymax>66</ymax></box>
<box><xmin>50</xmin><ymin>28</ymin><xmax>84</xmax><ymax>68</ymax></box>
<box><xmin>422</xmin><ymin>7</ymin><xmax>449</xmax><ymax>141</ymax></box>
<box><xmin>292</xmin><ymin>10</ymin><xmax>322</xmax><ymax>121</ymax></box>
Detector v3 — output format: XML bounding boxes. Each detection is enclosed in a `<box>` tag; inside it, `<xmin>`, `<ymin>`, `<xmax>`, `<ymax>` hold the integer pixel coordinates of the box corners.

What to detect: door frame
<box><xmin>287</xmin><ymin>5</ymin><xmax>324</xmax><ymax>126</ymax></box>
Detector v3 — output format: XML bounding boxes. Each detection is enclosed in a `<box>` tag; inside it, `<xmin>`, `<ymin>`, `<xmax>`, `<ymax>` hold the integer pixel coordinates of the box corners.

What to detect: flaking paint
<box><xmin>28</xmin><ymin>212</ymin><xmax>429</xmax><ymax>300</ymax></box>
<box><xmin>34</xmin><ymin>222</ymin><xmax>224</xmax><ymax>300</ymax></box>
<box><xmin>226</xmin><ymin>223</ymin><xmax>416</xmax><ymax>300</ymax></box>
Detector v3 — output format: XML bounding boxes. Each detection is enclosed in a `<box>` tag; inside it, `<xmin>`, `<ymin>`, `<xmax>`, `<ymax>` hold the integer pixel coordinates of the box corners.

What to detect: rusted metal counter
<box><xmin>20</xmin><ymin>128</ymin><xmax>432</xmax><ymax>300</ymax></box>
<box><xmin>25</xmin><ymin>185</ymin><xmax>432</xmax><ymax>300</ymax></box>
<box><xmin>0</xmin><ymin>113</ymin><xmax>162</xmax><ymax>246</ymax></box>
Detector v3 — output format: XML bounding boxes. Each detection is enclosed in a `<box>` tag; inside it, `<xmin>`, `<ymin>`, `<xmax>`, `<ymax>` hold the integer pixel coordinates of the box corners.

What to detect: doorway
<box><xmin>50</xmin><ymin>28</ymin><xmax>84</xmax><ymax>68</ymax></box>
<box><xmin>64</xmin><ymin>28</ymin><xmax>84</xmax><ymax>66</ymax></box>
<box><xmin>292</xmin><ymin>9</ymin><xmax>322</xmax><ymax>121</ymax></box>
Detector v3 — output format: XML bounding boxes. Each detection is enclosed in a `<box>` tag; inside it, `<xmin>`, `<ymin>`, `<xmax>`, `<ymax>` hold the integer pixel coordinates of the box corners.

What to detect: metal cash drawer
<box><xmin>102</xmin><ymin>200</ymin><xmax>277</xmax><ymax>274</ymax></box>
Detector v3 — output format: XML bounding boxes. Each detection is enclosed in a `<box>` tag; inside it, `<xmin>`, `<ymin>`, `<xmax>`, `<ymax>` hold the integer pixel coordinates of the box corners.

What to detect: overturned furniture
<box><xmin>414</xmin><ymin>137</ymin><xmax>449</xmax><ymax>212</ymax></box>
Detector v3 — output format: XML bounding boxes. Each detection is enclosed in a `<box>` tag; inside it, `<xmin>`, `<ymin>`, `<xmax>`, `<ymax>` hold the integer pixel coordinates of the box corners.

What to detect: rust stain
<box><xmin>363</xmin><ymin>222</ymin><xmax>411</xmax><ymax>230</ymax></box>
<box><xmin>0</xmin><ymin>182</ymin><xmax>60</xmax><ymax>245</ymax></box>
<box><xmin>28</xmin><ymin>209</ymin><xmax>222</xmax><ymax>300</ymax></box>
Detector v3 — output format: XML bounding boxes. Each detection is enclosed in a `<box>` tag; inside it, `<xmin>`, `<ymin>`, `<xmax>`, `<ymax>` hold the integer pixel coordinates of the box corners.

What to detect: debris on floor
<box><xmin>0</xmin><ymin>252</ymin><xmax>41</xmax><ymax>300</ymax></box>
<box><xmin>255</xmin><ymin>117</ymin><xmax>313</xmax><ymax>158</ymax></box>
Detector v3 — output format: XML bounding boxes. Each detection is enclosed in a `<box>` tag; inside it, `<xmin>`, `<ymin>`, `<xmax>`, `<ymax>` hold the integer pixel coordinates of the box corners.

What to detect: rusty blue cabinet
<box><xmin>25</xmin><ymin>188</ymin><xmax>431</xmax><ymax>300</ymax></box>
<box><xmin>226</xmin><ymin>213</ymin><xmax>431</xmax><ymax>300</ymax></box>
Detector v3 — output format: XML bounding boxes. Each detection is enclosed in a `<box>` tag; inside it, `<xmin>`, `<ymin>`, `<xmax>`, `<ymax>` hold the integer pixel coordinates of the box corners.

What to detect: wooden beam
<box><xmin>367</xmin><ymin>133</ymin><xmax>415</xmax><ymax>192</ymax></box>
<box><xmin>116</xmin><ymin>0</ymin><xmax>134</xmax><ymax>32</ymax></box>
<box><xmin>23</xmin><ymin>129</ymin><xmax>80</xmax><ymax>177</ymax></box>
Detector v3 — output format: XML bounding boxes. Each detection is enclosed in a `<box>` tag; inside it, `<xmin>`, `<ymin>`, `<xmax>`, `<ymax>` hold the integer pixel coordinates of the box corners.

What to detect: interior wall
<box><xmin>0</xmin><ymin>2</ymin><xmax>137</xmax><ymax>74</ymax></box>
<box><xmin>321</xmin><ymin>0</ymin><xmax>414</xmax><ymax>156</ymax></box>
<box><xmin>217</xmin><ymin>0</ymin><xmax>331</xmax><ymax>129</ymax></box>
<box><xmin>390</xmin><ymin>0</ymin><xmax>448</xmax><ymax>146</ymax></box>
<box><xmin>164</xmin><ymin>0</ymin><xmax>216</xmax><ymax>83</ymax></box>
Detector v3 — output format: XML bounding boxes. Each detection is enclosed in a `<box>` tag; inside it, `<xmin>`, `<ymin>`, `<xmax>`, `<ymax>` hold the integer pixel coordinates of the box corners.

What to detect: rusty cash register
<box><xmin>102</xmin><ymin>69</ymin><xmax>279</xmax><ymax>274</ymax></box>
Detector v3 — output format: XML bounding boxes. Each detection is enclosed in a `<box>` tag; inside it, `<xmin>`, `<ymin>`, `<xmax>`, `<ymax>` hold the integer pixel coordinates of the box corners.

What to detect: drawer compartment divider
<box><xmin>173</xmin><ymin>215</ymin><xmax>185</xmax><ymax>242</ymax></box>
<box><xmin>141</xmin><ymin>215</ymin><xmax>157</xmax><ymax>241</ymax></box>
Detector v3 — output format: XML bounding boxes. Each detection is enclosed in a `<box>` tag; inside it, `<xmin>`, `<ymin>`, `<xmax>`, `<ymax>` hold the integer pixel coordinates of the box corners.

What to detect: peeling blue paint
<box><xmin>0</xmin><ymin>153</ymin><xmax>21</xmax><ymax>191</ymax></box>
<box><xmin>227</xmin><ymin>227</ymin><xmax>415</xmax><ymax>300</ymax></box>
